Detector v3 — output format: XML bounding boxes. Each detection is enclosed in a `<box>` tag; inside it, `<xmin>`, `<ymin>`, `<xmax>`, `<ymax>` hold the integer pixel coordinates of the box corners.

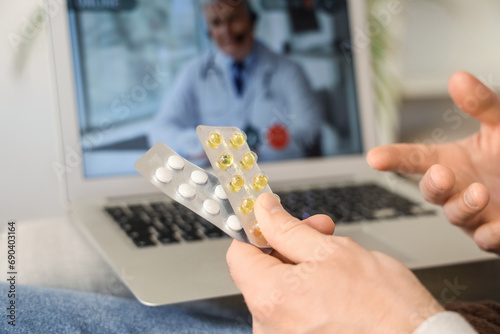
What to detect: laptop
<box><xmin>47</xmin><ymin>0</ymin><xmax>495</xmax><ymax>306</ymax></box>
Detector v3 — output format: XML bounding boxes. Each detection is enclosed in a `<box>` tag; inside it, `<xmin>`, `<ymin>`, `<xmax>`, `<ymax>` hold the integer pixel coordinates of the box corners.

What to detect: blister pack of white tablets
<box><xmin>134</xmin><ymin>142</ymin><xmax>249</xmax><ymax>244</ymax></box>
<box><xmin>197</xmin><ymin>125</ymin><xmax>273</xmax><ymax>249</ymax></box>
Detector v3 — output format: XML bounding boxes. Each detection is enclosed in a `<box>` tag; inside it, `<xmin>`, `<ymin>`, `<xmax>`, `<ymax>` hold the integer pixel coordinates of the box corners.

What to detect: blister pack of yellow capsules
<box><xmin>135</xmin><ymin>142</ymin><xmax>249</xmax><ymax>243</ymax></box>
<box><xmin>197</xmin><ymin>125</ymin><xmax>273</xmax><ymax>249</ymax></box>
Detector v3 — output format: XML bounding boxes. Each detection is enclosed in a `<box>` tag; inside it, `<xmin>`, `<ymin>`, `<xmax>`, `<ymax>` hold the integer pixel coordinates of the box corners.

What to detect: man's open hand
<box><xmin>368</xmin><ymin>72</ymin><xmax>500</xmax><ymax>254</ymax></box>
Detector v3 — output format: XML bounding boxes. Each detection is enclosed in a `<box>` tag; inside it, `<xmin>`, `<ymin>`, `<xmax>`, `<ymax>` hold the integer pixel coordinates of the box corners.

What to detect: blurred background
<box><xmin>1</xmin><ymin>0</ymin><xmax>500</xmax><ymax>221</ymax></box>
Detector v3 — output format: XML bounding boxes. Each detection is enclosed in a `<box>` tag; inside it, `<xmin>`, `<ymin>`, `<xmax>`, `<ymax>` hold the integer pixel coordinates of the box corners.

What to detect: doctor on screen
<box><xmin>149</xmin><ymin>0</ymin><xmax>322</xmax><ymax>163</ymax></box>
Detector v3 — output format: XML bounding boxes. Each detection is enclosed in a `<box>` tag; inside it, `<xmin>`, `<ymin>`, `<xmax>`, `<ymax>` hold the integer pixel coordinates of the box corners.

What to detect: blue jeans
<box><xmin>0</xmin><ymin>283</ymin><xmax>252</xmax><ymax>333</ymax></box>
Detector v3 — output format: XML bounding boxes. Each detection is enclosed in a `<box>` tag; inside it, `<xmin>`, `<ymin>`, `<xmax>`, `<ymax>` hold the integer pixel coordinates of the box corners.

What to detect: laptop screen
<box><xmin>67</xmin><ymin>0</ymin><xmax>362</xmax><ymax>179</ymax></box>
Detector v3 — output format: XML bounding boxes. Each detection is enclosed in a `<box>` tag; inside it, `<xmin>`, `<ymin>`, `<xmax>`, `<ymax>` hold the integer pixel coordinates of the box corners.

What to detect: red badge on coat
<box><xmin>267</xmin><ymin>124</ymin><xmax>289</xmax><ymax>150</ymax></box>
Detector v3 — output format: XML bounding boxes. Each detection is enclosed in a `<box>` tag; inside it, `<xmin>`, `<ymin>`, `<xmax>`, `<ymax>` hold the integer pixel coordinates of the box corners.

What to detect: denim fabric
<box><xmin>0</xmin><ymin>283</ymin><xmax>252</xmax><ymax>334</ymax></box>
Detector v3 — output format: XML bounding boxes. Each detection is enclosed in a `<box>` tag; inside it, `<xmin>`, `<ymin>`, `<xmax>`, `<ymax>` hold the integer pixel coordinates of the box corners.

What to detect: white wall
<box><xmin>401</xmin><ymin>0</ymin><xmax>500</xmax><ymax>98</ymax></box>
<box><xmin>0</xmin><ymin>1</ymin><xmax>65</xmax><ymax>222</ymax></box>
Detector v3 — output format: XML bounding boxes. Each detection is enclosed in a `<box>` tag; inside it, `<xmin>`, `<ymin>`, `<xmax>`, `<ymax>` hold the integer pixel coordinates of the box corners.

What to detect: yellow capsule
<box><xmin>230</xmin><ymin>132</ymin><xmax>246</xmax><ymax>149</ymax></box>
<box><xmin>240</xmin><ymin>152</ymin><xmax>256</xmax><ymax>170</ymax></box>
<box><xmin>240</xmin><ymin>198</ymin><xmax>255</xmax><ymax>215</ymax></box>
<box><xmin>250</xmin><ymin>222</ymin><xmax>263</xmax><ymax>238</ymax></box>
<box><xmin>251</xmin><ymin>174</ymin><xmax>268</xmax><ymax>191</ymax></box>
<box><xmin>217</xmin><ymin>153</ymin><xmax>233</xmax><ymax>170</ymax></box>
<box><xmin>207</xmin><ymin>131</ymin><xmax>222</xmax><ymax>149</ymax></box>
<box><xmin>228</xmin><ymin>175</ymin><xmax>245</xmax><ymax>192</ymax></box>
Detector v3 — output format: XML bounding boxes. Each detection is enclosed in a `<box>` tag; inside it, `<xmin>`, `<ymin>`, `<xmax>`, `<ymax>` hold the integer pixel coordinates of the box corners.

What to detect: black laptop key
<box><xmin>158</xmin><ymin>216</ymin><xmax>176</xmax><ymax>229</ymax></box>
<box><xmin>150</xmin><ymin>202</ymin><xmax>170</xmax><ymax>212</ymax></box>
<box><xmin>157</xmin><ymin>232</ymin><xmax>180</xmax><ymax>245</ymax></box>
<box><xmin>105</xmin><ymin>207</ymin><xmax>128</xmax><ymax>225</ymax></box>
<box><xmin>122</xmin><ymin>224</ymin><xmax>150</xmax><ymax>235</ymax></box>
<box><xmin>181</xmin><ymin>231</ymin><xmax>203</xmax><ymax>242</ymax></box>
<box><xmin>111</xmin><ymin>215</ymin><xmax>129</xmax><ymax>225</ymax></box>
<box><xmin>177</xmin><ymin>223</ymin><xmax>196</xmax><ymax>235</ymax></box>
<box><xmin>121</xmin><ymin>217</ymin><xmax>148</xmax><ymax>230</ymax></box>
<box><xmin>132</xmin><ymin>237</ymin><xmax>156</xmax><ymax>248</ymax></box>
<box><xmin>128</xmin><ymin>204</ymin><xmax>148</xmax><ymax>214</ymax></box>
<box><xmin>105</xmin><ymin>206</ymin><xmax>126</xmax><ymax>219</ymax></box>
<box><xmin>144</xmin><ymin>209</ymin><xmax>162</xmax><ymax>220</ymax></box>
<box><xmin>153</xmin><ymin>222</ymin><xmax>174</xmax><ymax>234</ymax></box>
<box><xmin>203</xmin><ymin>226</ymin><xmax>226</xmax><ymax>239</ymax></box>
<box><xmin>126</xmin><ymin>229</ymin><xmax>151</xmax><ymax>239</ymax></box>
<box><xmin>127</xmin><ymin>213</ymin><xmax>150</xmax><ymax>226</ymax></box>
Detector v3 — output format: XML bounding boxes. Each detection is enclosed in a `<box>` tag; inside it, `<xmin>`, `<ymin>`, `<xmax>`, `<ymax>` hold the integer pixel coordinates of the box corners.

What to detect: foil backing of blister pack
<box><xmin>135</xmin><ymin>142</ymin><xmax>248</xmax><ymax>244</ymax></box>
<box><xmin>197</xmin><ymin>125</ymin><xmax>273</xmax><ymax>248</ymax></box>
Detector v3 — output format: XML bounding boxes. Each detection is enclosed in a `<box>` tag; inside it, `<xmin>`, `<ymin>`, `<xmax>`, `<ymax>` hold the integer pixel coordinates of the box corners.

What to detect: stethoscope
<box><xmin>200</xmin><ymin>54</ymin><xmax>275</xmax><ymax>100</ymax></box>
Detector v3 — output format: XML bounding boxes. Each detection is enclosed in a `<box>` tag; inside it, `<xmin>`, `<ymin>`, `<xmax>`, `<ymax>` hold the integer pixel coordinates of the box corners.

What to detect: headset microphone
<box><xmin>234</xmin><ymin>33</ymin><xmax>247</xmax><ymax>44</ymax></box>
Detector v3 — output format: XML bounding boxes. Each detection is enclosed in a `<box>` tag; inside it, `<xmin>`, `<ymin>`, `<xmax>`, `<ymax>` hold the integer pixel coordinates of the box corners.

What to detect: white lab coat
<box><xmin>149</xmin><ymin>41</ymin><xmax>322</xmax><ymax>164</ymax></box>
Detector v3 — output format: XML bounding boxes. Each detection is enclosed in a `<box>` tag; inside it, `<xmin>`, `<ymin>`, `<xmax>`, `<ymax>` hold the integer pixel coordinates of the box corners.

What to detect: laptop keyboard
<box><xmin>277</xmin><ymin>183</ymin><xmax>434</xmax><ymax>222</ymax></box>
<box><xmin>105</xmin><ymin>202</ymin><xmax>229</xmax><ymax>248</ymax></box>
<box><xmin>105</xmin><ymin>183</ymin><xmax>434</xmax><ymax>248</ymax></box>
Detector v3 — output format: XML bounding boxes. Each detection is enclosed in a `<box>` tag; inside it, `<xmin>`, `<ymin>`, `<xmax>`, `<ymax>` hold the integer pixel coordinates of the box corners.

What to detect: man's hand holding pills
<box><xmin>226</xmin><ymin>193</ymin><xmax>443</xmax><ymax>334</ymax></box>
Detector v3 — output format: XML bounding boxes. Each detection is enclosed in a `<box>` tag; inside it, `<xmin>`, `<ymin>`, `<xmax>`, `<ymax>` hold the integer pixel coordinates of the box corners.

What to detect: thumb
<box><xmin>255</xmin><ymin>193</ymin><xmax>333</xmax><ymax>263</ymax></box>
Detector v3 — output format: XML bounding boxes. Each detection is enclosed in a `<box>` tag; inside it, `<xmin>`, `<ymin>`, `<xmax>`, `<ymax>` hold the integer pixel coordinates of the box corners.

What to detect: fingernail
<box><xmin>429</xmin><ymin>171</ymin><xmax>442</xmax><ymax>191</ymax></box>
<box><xmin>261</xmin><ymin>193</ymin><xmax>284</xmax><ymax>214</ymax></box>
<box><xmin>464</xmin><ymin>189</ymin><xmax>477</xmax><ymax>208</ymax></box>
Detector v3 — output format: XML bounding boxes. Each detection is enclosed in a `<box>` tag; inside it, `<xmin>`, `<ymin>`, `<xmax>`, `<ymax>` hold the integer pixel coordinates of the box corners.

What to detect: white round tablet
<box><xmin>191</xmin><ymin>170</ymin><xmax>208</xmax><ymax>185</ymax></box>
<box><xmin>226</xmin><ymin>215</ymin><xmax>242</xmax><ymax>231</ymax></box>
<box><xmin>168</xmin><ymin>155</ymin><xmax>184</xmax><ymax>170</ymax></box>
<box><xmin>215</xmin><ymin>185</ymin><xmax>228</xmax><ymax>200</ymax></box>
<box><xmin>203</xmin><ymin>199</ymin><xmax>220</xmax><ymax>215</ymax></box>
<box><xmin>178</xmin><ymin>184</ymin><xmax>196</xmax><ymax>199</ymax></box>
<box><xmin>155</xmin><ymin>167</ymin><xmax>172</xmax><ymax>183</ymax></box>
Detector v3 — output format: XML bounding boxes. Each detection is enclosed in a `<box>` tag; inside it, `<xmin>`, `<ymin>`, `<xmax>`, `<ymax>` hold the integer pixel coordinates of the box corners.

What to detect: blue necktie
<box><xmin>232</xmin><ymin>62</ymin><xmax>245</xmax><ymax>96</ymax></box>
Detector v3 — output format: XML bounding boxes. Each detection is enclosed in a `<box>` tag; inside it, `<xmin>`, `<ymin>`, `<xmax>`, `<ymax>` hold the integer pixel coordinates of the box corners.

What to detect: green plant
<box><xmin>367</xmin><ymin>0</ymin><xmax>403</xmax><ymax>144</ymax></box>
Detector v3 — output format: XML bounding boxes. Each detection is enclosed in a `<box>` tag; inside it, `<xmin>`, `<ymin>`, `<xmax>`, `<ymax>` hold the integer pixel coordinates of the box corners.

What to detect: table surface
<box><xmin>414</xmin><ymin>258</ymin><xmax>500</xmax><ymax>304</ymax></box>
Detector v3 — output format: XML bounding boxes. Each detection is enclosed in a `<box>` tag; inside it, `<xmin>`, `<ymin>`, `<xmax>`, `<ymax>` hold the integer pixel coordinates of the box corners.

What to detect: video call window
<box><xmin>67</xmin><ymin>0</ymin><xmax>362</xmax><ymax>178</ymax></box>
